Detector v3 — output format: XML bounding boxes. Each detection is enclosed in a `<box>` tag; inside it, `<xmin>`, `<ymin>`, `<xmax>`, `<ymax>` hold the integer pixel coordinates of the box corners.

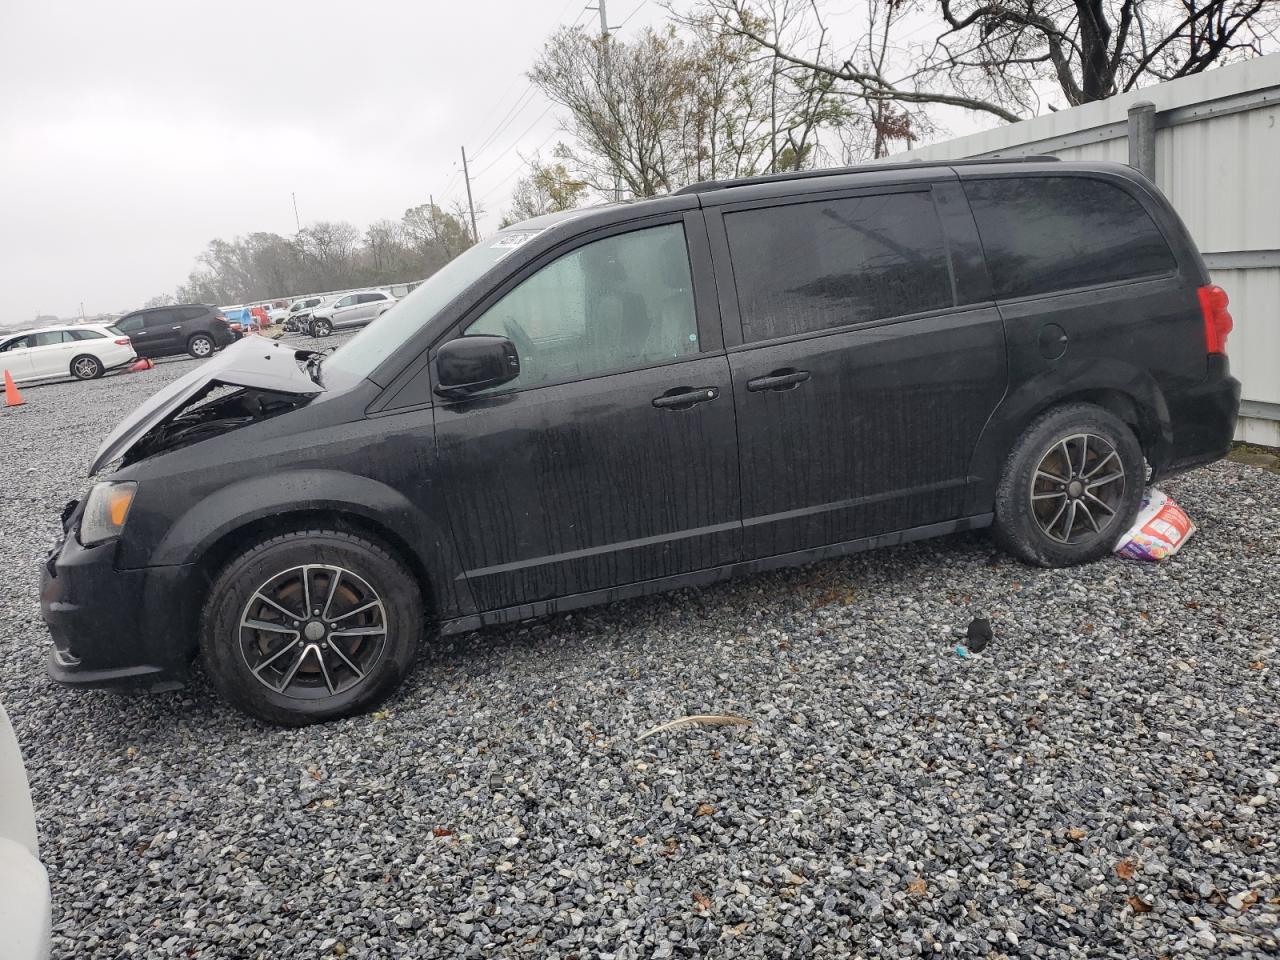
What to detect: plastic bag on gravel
<box><xmin>1114</xmin><ymin>488</ymin><xmax>1196</xmax><ymax>561</ymax></box>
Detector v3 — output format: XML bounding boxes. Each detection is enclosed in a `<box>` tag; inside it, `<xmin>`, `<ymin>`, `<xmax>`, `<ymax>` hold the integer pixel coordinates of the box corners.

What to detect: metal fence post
<box><xmin>1127</xmin><ymin>101</ymin><xmax>1157</xmax><ymax>179</ymax></box>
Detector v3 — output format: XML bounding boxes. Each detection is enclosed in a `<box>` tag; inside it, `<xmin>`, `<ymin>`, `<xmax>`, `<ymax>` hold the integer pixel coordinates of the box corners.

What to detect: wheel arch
<box><xmin>141</xmin><ymin>469</ymin><xmax>475</xmax><ymax>656</ymax></box>
<box><xmin>963</xmin><ymin>359</ymin><xmax>1171</xmax><ymax>515</ymax></box>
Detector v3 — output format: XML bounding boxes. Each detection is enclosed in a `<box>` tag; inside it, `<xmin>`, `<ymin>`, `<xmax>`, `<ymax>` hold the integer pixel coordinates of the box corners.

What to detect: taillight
<box><xmin>114</xmin><ymin>337</ymin><xmax>131</xmax><ymax>345</ymax></box>
<box><xmin>1197</xmin><ymin>284</ymin><xmax>1232</xmax><ymax>354</ymax></box>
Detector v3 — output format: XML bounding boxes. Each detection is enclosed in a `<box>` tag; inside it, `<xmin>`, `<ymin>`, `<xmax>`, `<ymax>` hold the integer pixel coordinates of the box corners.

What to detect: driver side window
<box><xmin>463</xmin><ymin>222</ymin><xmax>699</xmax><ymax>391</ymax></box>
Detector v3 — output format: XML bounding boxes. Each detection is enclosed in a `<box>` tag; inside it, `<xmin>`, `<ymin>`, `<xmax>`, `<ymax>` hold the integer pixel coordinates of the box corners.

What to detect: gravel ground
<box><xmin>1</xmin><ymin>347</ymin><xmax>1278</xmax><ymax>959</ymax></box>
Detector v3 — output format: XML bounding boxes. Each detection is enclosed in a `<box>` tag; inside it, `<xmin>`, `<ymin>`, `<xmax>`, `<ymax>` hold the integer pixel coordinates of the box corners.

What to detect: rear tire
<box><xmin>70</xmin><ymin>354</ymin><xmax>103</xmax><ymax>380</ymax></box>
<box><xmin>188</xmin><ymin>334</ymin><xmax>215</xmax><ymax>358</ymax></box>
<box><xmin>992</xmin><ymin>403</ymin><xmax>1144</xmax><ymax>567</ymax></box>
<box><xmin>200</xmin><ymin>529</ymin><xmax>425</xmax><ymax>725</ymax></box>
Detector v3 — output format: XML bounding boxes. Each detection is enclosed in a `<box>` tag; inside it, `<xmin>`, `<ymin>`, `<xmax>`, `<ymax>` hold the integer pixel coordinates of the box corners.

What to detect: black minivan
<box><xmin>41</xmin><ymin>158</ymin><xmax>1239</xmax><ymax>724</ymax></box>
<box><xmin>114</xmin><ymin>303</ymin><xmax>238</xmax><ymax>359</ymax></box>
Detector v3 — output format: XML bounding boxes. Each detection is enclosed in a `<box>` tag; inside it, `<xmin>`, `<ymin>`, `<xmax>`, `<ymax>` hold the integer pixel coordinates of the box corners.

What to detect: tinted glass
<box><xmin>68</xmin><ymin>329</ymin><xmax>104</xmax><ymax>340</ymax></box>
<box><xmin>30</xmin><ymin>331</ymin><xmax>69</xmax><ymax>346</ymax></box>
<box><xmin>144</xmin><ymin>310</ymin><xmax>174</xmax><ymax>327</ymax></box>
<box><xmin>1</xmin><ymin>336</ymin><xmax>31</xmax><ymax>351</ymax></box>
<box><xmin>725</xmin><ymin>191</ymin><xmax>953</xmax><ymax>343</ymax></box>
<box><xmin>336</xmin><ymin>296</ymin><xmax>355</xmax><ymax>307</ymax></box>
<box><xmin>357</xmin><ymin>293</ymin><xmax>381</xmax><ymax>304</ymax></box>
<box><xmin>116</xmin><ymin>315</ymin><xmax>144</xmax><ymax>333</ymax></box>
<box><xmin>463</xmin><ymin>223</ymin><xmax>698</xmax><ymax>391</ymax></box>
<box><xmin>179</xmin><ymin>306</ymin><xmax>207</xmax><ymax>321</ymax></box>
<box><xmin>963</xmin><ymin>176</ymin><xmax>1176</xmax><ymax>299</ymax></box>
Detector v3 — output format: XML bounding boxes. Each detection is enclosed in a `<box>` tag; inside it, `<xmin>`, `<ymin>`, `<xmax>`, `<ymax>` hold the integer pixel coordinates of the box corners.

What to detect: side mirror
<box><xmin>435</xmin><ymin>335</ymin><xmax>520</xmax><ymax>397</ymax></box>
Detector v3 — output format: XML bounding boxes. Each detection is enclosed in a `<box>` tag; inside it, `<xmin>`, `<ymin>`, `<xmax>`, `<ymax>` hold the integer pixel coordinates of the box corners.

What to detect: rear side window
<box><xmin>144</xmin><ymin>310</ymin><xmax>173</xmax><ymax>327</ymax></box>
<box><xmin>963</xmin><ymin>176</ymin><xmax>1176</xmax><ymax>299</ymax></box>
<box><xmin>724</xmin><ymin>190</ymin><xmax>953</xmax><ymax>343</ymax></box>
<box><xmin>179</xmin><ymin>306</ymin><xmax>207</xmax><ymax>321</ymax></box>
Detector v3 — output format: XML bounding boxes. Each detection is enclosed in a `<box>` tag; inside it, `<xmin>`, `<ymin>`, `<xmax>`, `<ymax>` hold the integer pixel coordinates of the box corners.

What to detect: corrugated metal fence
<box><xmin>890</xmin><ymin>54</ymin><xmax>1280</xmax><ymax>446</ymax></box>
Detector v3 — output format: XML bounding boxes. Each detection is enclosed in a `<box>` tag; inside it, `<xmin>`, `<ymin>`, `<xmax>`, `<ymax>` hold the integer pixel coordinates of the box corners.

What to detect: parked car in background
<box><xmin>0</xmin><ymin>323</ymin><xmax>135</xmax><ymax>382</ymax></box>
<box><xmin>308</xmin><ymin>290</ymin><xmax>396</xmax><ymax>336</ymax></box>
<box><xmin>115</xmin><ymin>305</ymin><xmax>237</xmax><ymax>359</ymax></box>
<box><xmin>0</xmin><ymin>703</ymin><xmax>51</xmax><ymax>959</ymax></box>
<box><xmin>40</xmin><ymin>158</ymin><xmax>1239</xmax><ymax>725</ymax></box>
<box><xmin>283</xmin><ymin>295</ymin><xmax>337</xmax><ymax>333</ymax></box>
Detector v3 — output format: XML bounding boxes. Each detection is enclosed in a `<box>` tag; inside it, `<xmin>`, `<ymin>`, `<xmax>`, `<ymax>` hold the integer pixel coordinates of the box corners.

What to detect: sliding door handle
<box><xmin>652</xmin><ymin>386</ymin><xmax>719</xmax><ymax>410</ymax></box>
<box><xmin>746</xmin><ymin>369</ymin><xmax>811</xmax><ymax>392</ymax></box>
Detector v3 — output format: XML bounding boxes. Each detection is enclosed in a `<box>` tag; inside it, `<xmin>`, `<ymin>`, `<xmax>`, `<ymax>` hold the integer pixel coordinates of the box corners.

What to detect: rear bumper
<box><xmin>1157</xmin><ymin>355</ymin><xmax>1241</xmax><ymax>478</ymax></box>
<box><xmin>40</xmin><ymin>533</ymin><xmax>198</xmax><ymax>690</ymax></box>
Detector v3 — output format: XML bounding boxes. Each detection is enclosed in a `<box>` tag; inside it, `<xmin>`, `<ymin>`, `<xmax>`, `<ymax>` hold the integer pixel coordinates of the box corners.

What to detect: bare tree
<box><xmin>694</xmin><ymin>0</ymin><xmax>1278</xmax><ymax>123</ymax></box>
<box><xmin>500</xmin><ymin>158</ymin><xmax>589</xmax><ymax>226</ymax></box>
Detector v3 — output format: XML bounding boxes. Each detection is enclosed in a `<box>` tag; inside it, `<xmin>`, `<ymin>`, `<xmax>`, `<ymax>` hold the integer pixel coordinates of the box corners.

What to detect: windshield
<box><xmin>321</xmin><ymin>234</ymin><xmax>536</xmax><ymax>382</ymax></box>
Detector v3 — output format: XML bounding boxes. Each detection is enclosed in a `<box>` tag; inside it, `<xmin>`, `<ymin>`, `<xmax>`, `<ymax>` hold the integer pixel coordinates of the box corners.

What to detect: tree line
<box><xmin>150</xmin><ymin>0</ymin><xmax>1275</xmax><ymax>308</ymax></box>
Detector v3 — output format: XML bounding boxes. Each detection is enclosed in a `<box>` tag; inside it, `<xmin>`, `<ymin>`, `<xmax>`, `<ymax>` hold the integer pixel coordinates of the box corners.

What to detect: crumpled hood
<box><xmin>90</xmin><ymin>337</ymin><xmax>323</xmax><ymax>475</ymax></box>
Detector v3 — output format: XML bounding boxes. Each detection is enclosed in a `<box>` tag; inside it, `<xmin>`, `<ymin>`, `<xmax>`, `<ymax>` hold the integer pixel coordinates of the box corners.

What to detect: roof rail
<box><xmin>673</xmin><ymin>155</ymin><xmax>1061</xmax><ymax>196</ymax></box>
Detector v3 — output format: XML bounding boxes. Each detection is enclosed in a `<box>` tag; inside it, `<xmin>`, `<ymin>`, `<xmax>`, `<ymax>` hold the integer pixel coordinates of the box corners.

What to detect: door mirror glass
<box><xmin>436</xmin><ymin>335</ymin><xmax>520</xmax><ymax>396</ymax></box>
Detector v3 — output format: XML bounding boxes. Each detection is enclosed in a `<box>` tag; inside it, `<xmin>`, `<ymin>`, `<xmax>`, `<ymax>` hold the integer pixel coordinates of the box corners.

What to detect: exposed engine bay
<box><xmin>120</xmin><ymin>384</ymin><xmax>313</xmax><ymax>467</ymax></box>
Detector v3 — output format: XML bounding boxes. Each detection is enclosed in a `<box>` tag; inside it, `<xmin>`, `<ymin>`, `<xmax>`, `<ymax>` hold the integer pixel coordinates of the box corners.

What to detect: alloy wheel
<box><xmin>191</xmin><ymin>337</ymin><xmax>213</xmax><ymax>357</ymax></box>
<box><xmin>1029</xmin><ymin>433</ymin><xmax>1126</xmax><ymax>544</ymax></box>
<box><xmin>73</xmin><ymin>357</ymin><xmax>99</xmax><ymax>379</ymax></box>
<box><xmin>238</xmin><ymin>564</ymin><xmax>388</xmax><ymax>699</ymax></box>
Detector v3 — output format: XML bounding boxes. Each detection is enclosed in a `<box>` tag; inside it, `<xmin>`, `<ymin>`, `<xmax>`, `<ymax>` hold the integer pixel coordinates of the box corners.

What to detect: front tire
<box><xmin>992</xmin><ymin>403</ymin><xmax>1144</xmax><ymax>567</ymax></box>
<box><xmin>188</xmin><ymin>334</ymin><xmax>215</xmax><ymax>358</ymax></box>
<box><xmin>70</xmin><ymin>354</ymin><xmax>103</xmax><ymax>380</ymax></box>
<box><xmin>311</xmin><ymin>318</ymin><xmax>333</xmax><ymax>337</ymax></box>
<box><xmin>200</xmin><ymin>529</ymin><xmax>425</xmax><ymax>725</ymax></box>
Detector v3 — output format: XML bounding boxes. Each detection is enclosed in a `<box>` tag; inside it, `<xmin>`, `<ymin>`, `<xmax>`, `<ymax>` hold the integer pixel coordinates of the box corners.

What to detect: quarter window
<box><xmin>462</xmin><ymin>223</ymin><xmax>699</xmax><ymax>391</ymax></box>
<box><xmin>724</xmin><ymin>190</ymin><xmax>954</xmax><ymax>343</ymax></box>
<box><xmin>963</xmin><ymin>176</ymin><xmax>1176</xmax><ymax>299</ymax></box>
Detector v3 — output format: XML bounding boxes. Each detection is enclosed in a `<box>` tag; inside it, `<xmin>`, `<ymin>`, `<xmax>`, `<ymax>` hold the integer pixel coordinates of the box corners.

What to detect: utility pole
<box><xmin>291</xmin><ymin>192</ymin><xmax>301</xmax><ymax>232</ymax></box>
<box><xmin>460</xmin><ymin>146</ymin><xmax>479</xmax><ymax>243</ymax></box>
<box><xmin>590</xmin><ymin>0</ymin><xmax>623</xmax><ymax>202</ymax></box>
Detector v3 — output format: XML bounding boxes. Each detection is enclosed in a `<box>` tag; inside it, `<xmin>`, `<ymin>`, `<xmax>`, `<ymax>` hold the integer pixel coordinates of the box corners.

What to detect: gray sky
<box><xmin>0</xmin><ymin>0</ymin><xmax>667</xmax><ymax>322</ymax></box>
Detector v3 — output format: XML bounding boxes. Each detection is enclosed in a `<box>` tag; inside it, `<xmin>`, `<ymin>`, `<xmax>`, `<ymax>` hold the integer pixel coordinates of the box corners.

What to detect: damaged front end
<box><xmin>120</xmin><ymin>385</ymin><xmax>314</xmax><ymax>468</ymax></box>
<box><xmin>90</xmin><ymin>337</ymin><xmax>325</xmax><ymax>474</ymax></box>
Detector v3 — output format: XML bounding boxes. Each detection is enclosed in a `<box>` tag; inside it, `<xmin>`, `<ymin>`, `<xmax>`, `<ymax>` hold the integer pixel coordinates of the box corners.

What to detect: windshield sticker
<box><xmin>491</xmin><ymin>230</ymin><xmax>543</xmax><ymax>250</ymax></box>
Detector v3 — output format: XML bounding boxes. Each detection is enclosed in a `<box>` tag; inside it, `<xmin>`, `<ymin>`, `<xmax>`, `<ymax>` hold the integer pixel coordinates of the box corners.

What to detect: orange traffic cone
<box><xmin>128</xmin><ymin>357</ymin><xmax>154</xmax><ymax>372</ymax></box>
<box><xmin>3</xmin><ymin>369</ymin><xmax>24</xmax><ymax>407</ymax></box>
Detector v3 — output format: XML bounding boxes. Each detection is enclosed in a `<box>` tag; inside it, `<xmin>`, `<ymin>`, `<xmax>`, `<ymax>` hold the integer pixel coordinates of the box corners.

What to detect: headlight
<box><xmin>79</xmin><ymin>482</ymin><xmax>137</xmax><ymax>547</ymax></box>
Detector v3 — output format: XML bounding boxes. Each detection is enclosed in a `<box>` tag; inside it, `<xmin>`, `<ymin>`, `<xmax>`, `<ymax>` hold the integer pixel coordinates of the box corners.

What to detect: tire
<box><xmin>992</xmin><ymin>403</ymin><xmax>1144</xmax><ymax>568</ymax></box>
<box><xmin>188</xmin><ymin>334</ymin><xmax>216</xmax><ymax>359</ymax></box>
<box><xmin>70</xmin><ymin>354</ymin><xmax>103</xmax><ymax>380</ymax></box>
<box><xmin>311</xmin><ymin>318</ymin><xmax>333</xmax><ymax>337</ymax></box>
<box><xmin>200</xmin><ymin>529</ymin><xmax>425</xmax><ymax>725</ymax></box>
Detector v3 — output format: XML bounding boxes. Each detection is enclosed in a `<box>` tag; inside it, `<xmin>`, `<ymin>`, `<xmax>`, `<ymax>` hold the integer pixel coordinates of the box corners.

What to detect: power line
<box><xmin>615</xmin><ymin>0</ymin><xmax>648</xmax><ymax>30</ymax></box>
<box><xmin>470</xmin><ymin>103</ymin><xmax>555</xmax><ymax>180</ymax></box>
<box><xmin>472</xmin><ymin>84</ymin><xmax>541</xmax><ymax>159</ymax></box>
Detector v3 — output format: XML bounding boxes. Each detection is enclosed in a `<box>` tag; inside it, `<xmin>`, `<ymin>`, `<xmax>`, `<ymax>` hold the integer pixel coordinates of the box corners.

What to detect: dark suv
<box><xmin>114</xmin><ymin>304</ymin><xmax>238</xmax><ymax>359</ymax></box>
<box><xmin>41</xmin><ymin>158</ymin><xmax>1239</xmax><ymax>724</ymax></box>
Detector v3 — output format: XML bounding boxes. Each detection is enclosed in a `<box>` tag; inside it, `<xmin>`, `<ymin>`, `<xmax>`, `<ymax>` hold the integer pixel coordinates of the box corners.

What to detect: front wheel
<box><xmin>992</xmin><ymin>403</ymin><xmax>1144</xmax><ymax>567</ymax></box>
<box><xmin>311</xmin><ymin>318</ymin><xmax>333</xmax><ymax>337</ymax></box>
<box><xmin>200</xmin><ymin>529</ymin><xmax>425</xmax><ymax>725</ymax></box>
<box><xmin>188</xmin><ymin>334</ymin><xmax>215</xmax><ymax>358</ymax></box>
<box><xmin>70</xmin><ymin>354</ymin><xmax>103</xmax><ymax>380</ymax></box>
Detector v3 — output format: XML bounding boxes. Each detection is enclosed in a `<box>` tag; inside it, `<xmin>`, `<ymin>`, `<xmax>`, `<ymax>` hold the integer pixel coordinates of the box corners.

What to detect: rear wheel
<box><xmin>992</xmin><ymin>403</ymin><xmax>1144</xmax><ymax>567</ymax></box>
<box><xmin>188</xmin><ymin>334</ymin><xmax>215</xmax><ymax>358</ymax></box>
<box><xmin>70</xmin><ymin>354</ymin><xmax>103</xmax><ymax>380</ymax></box>
<box><xmin>201</xmin><ymin>529</ymin><xmax>425</xmax><ymax>725</ymax></box>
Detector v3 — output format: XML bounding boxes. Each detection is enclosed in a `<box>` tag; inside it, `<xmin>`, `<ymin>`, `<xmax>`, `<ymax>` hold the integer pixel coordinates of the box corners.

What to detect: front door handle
<box><xmin>746</xmin><ymin>368</ymin><xmax>811</xmax><ymax>392</ymax></box>
<box><xmin>652</xmin><ymin>386</ymin><xmax>719</xmax><ymax>410</ymax></box>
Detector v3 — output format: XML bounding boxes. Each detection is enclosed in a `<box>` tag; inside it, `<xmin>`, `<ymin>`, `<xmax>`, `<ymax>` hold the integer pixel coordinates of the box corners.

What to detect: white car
<box><xmin>0</xmin><ymin>324</ymin><xmax>135</xmax><ymax>383</ymax></box>
<box><xmin>308</xmin><ymin>290</ymin><xmax>397</xmax><ymax>337</ymax></box>
<box><xmin>0</xmin><ymin>704</ymin><xmax>51</xmax><ymax>960</ymax></box>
